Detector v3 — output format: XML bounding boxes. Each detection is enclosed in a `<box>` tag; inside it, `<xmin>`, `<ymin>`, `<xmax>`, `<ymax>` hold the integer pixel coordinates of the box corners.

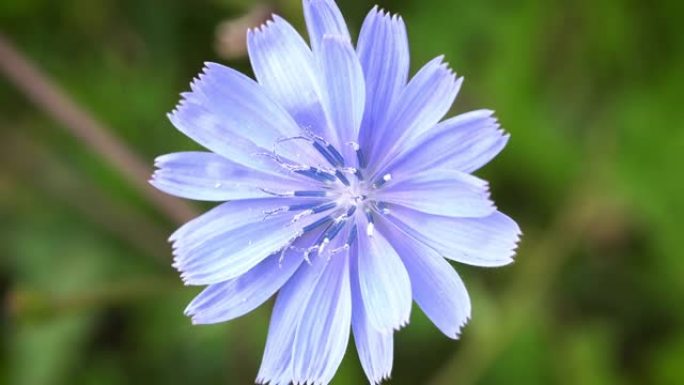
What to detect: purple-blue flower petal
<box><xmin>257</xmin><ymin>242</ymin><xmax>331</xmax><ymax>385</ymax></box>
<box><xmin>387</xmin><ymin>110</ymin><xmax>509</xmax><ymax>175</ymax></box>
<box><xmin>247</xmin><ymin>16</ymin><xmax>330</xmax><ymax>140</ymax></box>
<box><xmin>303</xmin><ymin>0</ymin><xmax>350</xmax><ymax>52</ymax></box>
<box><xmin>379</xmin><ymin>218</ymin><xmax>471</xmax><ymax>339</ymax></box>
<box><xmin>173</xmin><ymin>199</ymin><xmax>330</xmax><ymax>285</ymax></box>
<box><xmin>355</xmin><ymin>217</ymin><xmax>412</xmax><ymax>333</ymax></box>
<box><xmin>170</xmin><ymin>62</ymin><xmax>322</xmax><ymax>169</ymax></box>
<box><xmin>184</xmin><ymin>244</ymin><xmax>305</xmax><ymax>324</ymax></box>
<box><xmin>292</xmin><ymin>249</ymin><xmax>352</xmax><ymax>384</ymax></box>
<box><xmin>151</xmin><ymin>152</ymin><xmax>308</xmax><ymax>201</ymax></box>
<box><xmin>368</xmin><ymin>57</ymin><xmax>463</xmax><ymax>175</ymax></box>
<box><xmin>350</xmin><ymin>245</ymin><xmax>394</xmax><ymax>384</ymax></box>
<box><xmin>317</xmin><ymin>35</ymin><xmax>365</xmax><ymax>152</ymax></box>
<box><xmin>170</xmin><ymin>198</ymin><xmax>319</xmax><ymax>250</ymax></box>
<box><xmin>378</xmin><ymin>169</ymin><xmax>495</xmax><ymax>217</ymax></box>
<box><xmin>386</xmin><ymin>204</ymin><xmax>521</xmax><ymax>267</ymax></box>
<box><xmin>357</xmin><ymin>7</ymin><xmax>409</xmax><ymax>157</ymax></box>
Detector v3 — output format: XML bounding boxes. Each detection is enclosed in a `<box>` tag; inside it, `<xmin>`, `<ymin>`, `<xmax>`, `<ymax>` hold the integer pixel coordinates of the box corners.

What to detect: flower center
<box><xmin>256</xmin><ymin>134</ymin><xmax>392</xmax><ymax>257</ymax></box>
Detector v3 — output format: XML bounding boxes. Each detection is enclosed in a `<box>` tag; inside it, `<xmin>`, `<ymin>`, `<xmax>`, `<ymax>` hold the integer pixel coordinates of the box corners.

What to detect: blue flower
<box><xmin>151</xmin><ymin>1</ymin><xmax>520</xmax><ymax>384</ymax></box>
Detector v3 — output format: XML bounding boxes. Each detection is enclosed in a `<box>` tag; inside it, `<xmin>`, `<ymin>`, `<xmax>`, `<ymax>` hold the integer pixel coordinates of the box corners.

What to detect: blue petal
<box><xmin>379</xmin><ymin>218</ymin><xmax>471</xmax><ymax>339</ymax></box>
<box><xmin>357</xmin><ymin>7</ymin><xmax>409</xmax><ymax>156</ymax></box>
<box><xmin>292</xmin><ymin>249</ymin><xmax>352</xmax><ymax>384</ymax></box>
<box><xmin>317</xmin><ymin>35</ymin><xmax>365</xmax><ymax>152</ymax></box>
<box><xmin>170</xmin><ymin>198</ymin><xmax>319</xmax><ymax>249</ymax></box>
<box><xmin>256</xmin><ymin>244</ymin><xmax>331</xmax><ymax>385</ymax></box>
<box><xmin>368</xmin><ymin>57</ymin><xmax>462</xmax><ymax>175</ymax></box>
<box><xmin>247</xmin><ymin>16</ymin><xmax>329</xmax><ymax>140</ymax></box>
<box><xmin>172</xmin><ymin>199</ymin><xmax>330</xmax><ymax>285</ymax></box>
<box><xmin>355</xmin><ymin>216</ymin><xmax>412</xmax><ymax>332</ymax></box>
<box><xmin>170</xmin><ymin>62</ymin><xmax>321</xmax><ymax>169</ymax></box>
<box><xmin>386</xmin><ymin>205</ymin><xmax>521</xmax><ymax>267</ymax></box>
<box><xmin>379</xmin><ymin>169</ymin><xmax>495</xmax><ymax>217</ymax></box>
<box><xmin>303</xmin><ymin>0</ymin><xmax>350</xmax><ymax>52</ymax></box>
<box><xmin>184</xmin><ymin>242</ymin><xmax>306</xmax><ymax>324</ymax></box>
<box><xmin>350</xmin><ymin>245</ymin><xmax>393</xmax><ymax>384</ymax></box>
<box><xmin>386</xmin><ymin>110</ymin><xmax>509</xmax><ymax>175</ymax></box>
<box><xmin>151</xmin><ymin>152</ymin><xmax>308</xmax><ymax>201</ymax></box>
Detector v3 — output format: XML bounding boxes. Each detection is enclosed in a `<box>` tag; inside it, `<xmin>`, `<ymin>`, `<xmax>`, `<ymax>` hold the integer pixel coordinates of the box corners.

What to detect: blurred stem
<box><xmin>1</xmin><ymin>132</ymin><xmax>170</xmax><ymax>263</ymax></box>
<box><xmin>8</xmin><ymin>277</ymin><xmax>180</xmax><ymax>319</ymax></box>
<box><xmin>0</xmin><ymin>33</ymin><xmax>197</xmax><ymax>225</ymax></box>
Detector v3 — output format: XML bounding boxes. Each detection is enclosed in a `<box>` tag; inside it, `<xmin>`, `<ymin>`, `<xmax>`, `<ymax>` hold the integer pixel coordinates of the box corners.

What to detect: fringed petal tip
<box><xmin>444</xmin><ymin>315</ymin><xmax>473</xmax><ymax>340</ymax></box>
<box><xmin>368</xmin><ymin>4</ymin><xmax>400</xmax><ymax>21</ymax></box>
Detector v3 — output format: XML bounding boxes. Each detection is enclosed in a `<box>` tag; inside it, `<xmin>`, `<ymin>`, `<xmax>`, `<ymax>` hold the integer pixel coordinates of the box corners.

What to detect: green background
<box><xmin>1</xmin><ymin>0</ymin><xmax>683</xmax><ymax>384</ymax></box>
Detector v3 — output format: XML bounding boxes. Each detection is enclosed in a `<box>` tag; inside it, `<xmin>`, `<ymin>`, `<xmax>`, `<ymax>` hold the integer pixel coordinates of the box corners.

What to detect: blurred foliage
<box><xmin>1</xmin><ymin>0</ymin><xmax>683</xmax><ymax>384</ymax></box>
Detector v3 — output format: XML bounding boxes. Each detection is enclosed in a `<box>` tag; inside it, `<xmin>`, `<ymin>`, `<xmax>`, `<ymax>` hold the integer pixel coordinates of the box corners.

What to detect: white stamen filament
<box><xmin>366</xmin><ymin>222</ymin><xmax>375</xmax><ymax>237</ymax></box>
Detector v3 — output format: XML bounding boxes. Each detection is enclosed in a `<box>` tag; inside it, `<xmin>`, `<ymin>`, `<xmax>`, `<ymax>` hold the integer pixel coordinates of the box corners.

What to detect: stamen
<box><xmin>366</xmin><ymin>222</ymin><xmax>375</xmax><ymax>236</ymax></box>
<box><xmin>304</xmin><ymin>221</ymin><xmax>334</xmax><ymax>261</ymax></box>
<box><xmin>318</xmin><ymin>238</ymin><xmax>331</xmax><ymax>254</ymax></box>
<box><xmin>277</xmin><ymin>136</ymin><xmax>311</xmax><ymax>144</ymax></box>
<box><xmin>348</xmin><ymin>224</ymin><xmax>358</xmax><ymax>246</ymax></box>
<box><xmin>302</xmin><ymin>215</ymin><xmax>334</xmax><ymax>233</ymax></box>
<box><xmin>311</xmin><ymin>201</ymin><xmax>337</xmax><ymax>213</ymax></box>
<box><xmin>339</xmin><ymin>166</ymin><xmax>363</xmax><ymax>181</ymax></box>
<box><xmin>326</xmin><ymin>144</ymin><xmax>346</xmax><ymax>166</ymax></box>
<box><xmin>288</xmin><ymin>202</ymin><xmax>323</xmax><ymax>211</ymax></box>
<box><xmin>312</xmin><ymin>141</ymin><xmax>340</xmax><ymax>167</ymax></box>
<box><xmin>277</xmin><ymin>245</ymin><xmax>289</xmax><ymax>266</ymax></box>
<box><xmin>376</xmin><ymin>201</ymin><xmax>391</xmax><ymax>215</ymax></box>
<box><xmin>349</xmin><ymin>142</ymin><xmax>366</xmax><ymax>168</ymax></box>
<box><xmin>295</xmin><ymin>167</ymin><xmax>337</xmax><ymax>183</ymax></box>
<box><xmin>372</xmin><ymin>173</ymin><xmax>392</xmax><ymax>188</ymax></box>
<box><xmin>255</xmin><ymin>151</ymin><xmax>314</xmax><ymax>176</ymax></box>
<box><xmin>259</xmin><ymin>188</ymin><xmax>294</xmax><ymax>197</ymax></box>
<box><xmin>291</xmin><ymin>202</ymin><xmax>335</xmax><ymax>223</ymax></box>
<box><xmin>329</xmin><ymin>244</ymin><xmax>350</xmax><ymax>255</ymax></box>
<box><xmin>305</xmin><ymin>131</ymin><xmax>345</xmax><ymax>168</ymax></box>
<box><xmin>293</xmin><ymin>190</ymin><xmax>328</xmax><ymax>197</ymax></box>
<box><xmin>262</xmin><ymin>206</ymin><xmax>288</xmax><ymax>220</ymax></box>
<box><xmin>365</xmin><ymin>209</ymin><xmax>374</xmax><ymax>224</ymax></box>
<box><xmin>323</xmin><ymin>219</ymin><xmax>346</xmax><ymax>243</ymax></box>
<box><xmin>291</xmin><ymin>210</ymin><xmax>313</xmax><ymax>223</ymax></box>
<box><xmin>335</xmin><ymin>170</ymin><xmax>351</xmax><ymax>186</ymax></box>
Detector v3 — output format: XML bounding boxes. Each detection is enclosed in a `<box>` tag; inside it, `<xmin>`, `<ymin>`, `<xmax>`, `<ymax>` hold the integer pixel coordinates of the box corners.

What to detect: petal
<box><xmin>387</xmin><ymin>110</ymin><xmax>509</xmax><ymax>175</ymax></box>
<box><xmin>303</xmin><ymin>0</ymin><xmax>350</xmax><ymax>52</ymax></box>
<box><xmin>170</xmin><ymin>62</ymin><xmax>321</xmax><ymax>169</ymax></box>
<box><xmin>247</xmin><ymin>16</ymin><xmax>329</xmax><ymax>139</ymax></box>
<box><xmin>386</xmin><ymin>205</ymin><xmax>521</xmax><ymax>267</ymax></box>
<box><xmin>184</xmin><ymin>240</ymin><xmax>306</xmax><ymax>324</ymax></box>
<box><xmin>350</xmin><ymin>244</ymin><xmax>393</xmax><ymax>384</ymax></box>
<box><xmin>357</xmin><ymin>7</ymin><xmax>409</xmax><ymax>155</ymax></box>
<box><xmin>379</xmin><ymin>218</ymin><xmax>471</xmax><ymax>339</ymax></box>
<box><xmin>170</xmin><ymin>198</ymin><xmax>322</xmax><ymax>249</ymax></box>
<box><xmin>151</xmin><ymin>152</ymin><xmax>307</xmax><ymax>201</ymax></box>
<box><xmin>256</xmin><ymin>243</ymin><xmax>331</xmax><ymax>385</ymax></box>
<box><xmin>368</xmin><ymin>57</ymin><xmax>462</xmax><ymax>175</ymax></box>
<box><xmin>172</xmin><ymin>199</ymin><xmax>331</xmax><ymax>285</ymax></box>
<box><xmin>355</xmin><ymin>217</ymin><xmax>412</xmax><ymax>332</ymax></box>
<box><xmin>317</xmin><ymin>35</ymin><xmax>365</xmax><ymax>151</ymax></box>
<box><xmin>379</xmin><ymin>169</ymin><xmax>496</xmax><ymax>217</ymax></box>
<box><xmin>292</xmin><ymin>249</ymin><xmax>352</xmax><ymax>384</ymax></box>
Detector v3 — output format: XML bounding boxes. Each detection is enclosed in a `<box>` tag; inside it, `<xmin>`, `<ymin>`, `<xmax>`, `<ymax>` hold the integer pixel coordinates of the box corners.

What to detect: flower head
<box><xmin>151</xmin><ymin>1</ymin><xmax>520</xmax><ymax>384</ymax></box>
